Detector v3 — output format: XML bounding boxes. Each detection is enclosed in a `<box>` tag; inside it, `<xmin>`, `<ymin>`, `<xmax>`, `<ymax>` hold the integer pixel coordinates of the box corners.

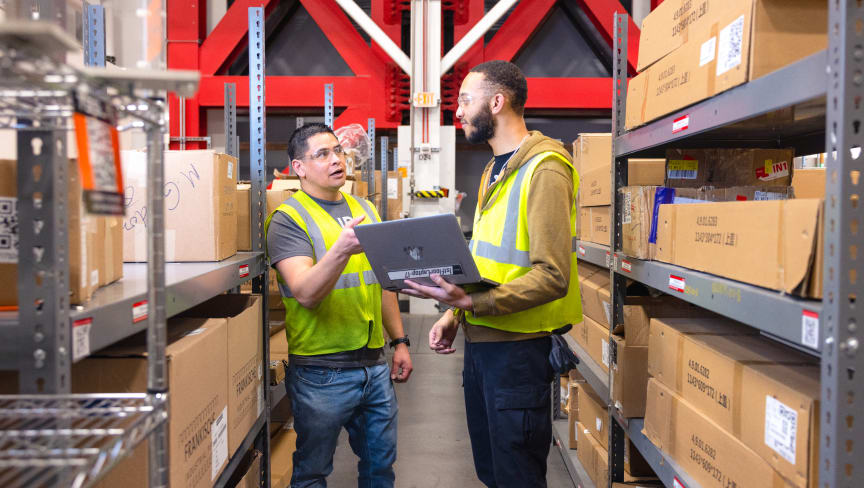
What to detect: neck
<box><xmin>488</xmin><ymin>116</ymin><xmax>529</xmax><ymax>156</ymax></box>
<box><xmin>300</xmin><ymin>181</ymin><xmax>342</xmax><ymax>201</ymax></box>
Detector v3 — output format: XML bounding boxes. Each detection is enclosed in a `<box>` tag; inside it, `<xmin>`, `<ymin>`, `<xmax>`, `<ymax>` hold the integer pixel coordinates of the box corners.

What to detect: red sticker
<box><xmin>673</xmin><ymin>477</ymin><xmax>687</xmax><ymax>488</ymax></box>
<box><xmin>669</xmin><ymin>275</ymin><xmax>686</xmax><ymax>292</ymax></box>
<box><xmin>672</xmin><ymin>115</ymin><xmax>690</xmax><ymax>133</ymax></box>
<box><xmin>132</xmin><ymin>300</ymin><xmax>148</xmax><ymax>323</ymax></box>
<box><xmin>239</xmin><ymin>264</ymin><xmax>250</xmax><ymax>278</ymax></box>
<box><xmin>621</xmin><ymin>259</ymin><xmax>632</xmax><ymax>273</ymax></box>
<box><xmin>578</xmin><ymin>245</ymin><xmax>586</xmax><ymax>257</ymax></box>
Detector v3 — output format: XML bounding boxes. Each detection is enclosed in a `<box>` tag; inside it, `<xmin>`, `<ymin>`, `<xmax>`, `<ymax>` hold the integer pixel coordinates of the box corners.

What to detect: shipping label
<box><xmin>716</xmin><ymin>15</ymin><xmax>745</xmax><ymax>76</ymax></box>
<box><xmin>622</xmin><ymin>190</ymin><xmax>632</xmax><ymax>225</ymax></box>
<box><xmin>667</xmin><ymin>160</ymin><xmax>698</xmax><ymax>180</ymax></box>
<box><xmin>602</xmin><ymin>301</ymin><xmax>612</xmax><ymax>325</ymax></box>
<box><xmin>72</xmin><ymin>318</ymin><xmax>93</xmax><ymax>362</ymax></box>
<box><xmin>755</xmin><ymin>159</ymin><xmax>790</xmax><ymax>182</ymax></box>
<box><xmin>602</xmin><ymin>339</ymin><xmax>610</xmax><ymax>367</ymax></box>
<box><xmin>0</xmin><ymin>196</ymin><xmax>18</xmax><ymax>263</ymax></box>
<box><xmin>388</xmin><ymin>264</ymin><xmax>462</xmax><ymax>280</ymax></box>
<box><xmin>764</xmin><ymin>396</ymin><xmax>798</xmax><ymax>464</ymax></box>
<box><xmin>699</xmin><ymin>37</ymin><xmax>716</xmax><ymax>67</ymax></box>
<box><xmin>211</xmin><ymin>406</ymin><xmax>229</xmax><ymax>480</ymax></box>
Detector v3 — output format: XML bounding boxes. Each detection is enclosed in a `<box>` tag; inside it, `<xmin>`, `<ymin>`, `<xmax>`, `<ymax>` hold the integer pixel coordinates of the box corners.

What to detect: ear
<box><xmin>488</xmin><ymin>93</ymin><xmax>506</xmax><ymax>115</ymax></box>
<box><xmin>291</xmin><ymin>159</ymin><xmax>305</xmax><ymax>178</ymax></box>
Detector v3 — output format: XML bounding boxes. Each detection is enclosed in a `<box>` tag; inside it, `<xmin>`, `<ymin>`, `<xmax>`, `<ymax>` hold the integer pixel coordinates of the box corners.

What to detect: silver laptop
<box><xmin>354</xmin><ymin>214</ymin><xmax>498</xmax><ymax>291</ymax></box>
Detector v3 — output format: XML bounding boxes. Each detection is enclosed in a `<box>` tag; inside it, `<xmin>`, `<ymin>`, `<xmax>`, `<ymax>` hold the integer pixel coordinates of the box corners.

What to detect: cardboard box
<box><xmin>122</xmin><ymin>150</ymin><xmax>238</xmax><ymax>262</ymax></box>
<box><xmin>559</xmin><ymin>376</ymin><xmax>571</xmax><ymax>414</ymax></box>
<box><xmin>648</xmin><ymin>317</ymin><xmax>819</xmax><ymax>487</ymax></box>
<box><xmin>579</xmin><ymin>164</ymin><xmax>612</xmax><ymax>207</ymax></box>
<box><xmin>237</xmin><ymin>450</ymin><xmax>261</xmax><ymax>488</ymax></box>
<box><xmin>792</xmin><ymin>168</ymin><xmax>825</xmax><ymax>199</ymax></box>
<box><xmin>653</xmin><ymin>199</ymin><xmax>823</xmax><ymax>296</ymax></box>
<box><xmin>270</xmin><ymin>359</ymin><xmax>287</xmax><ymax>386</ymax></box>
<box><xmin>665</xmin><ymin>148</ymin><xmax>794</xmax><ymax>188</ymax></box>
<box><xmin>611</xmin><ymin>335</ymin><xmax>649</xmax><ymax>418</ymax></box>
<box><xmin>0</xmin><ymin>159</ymin><xmax>123</xmax><ymax>307</ymax></box>
<box><xmin>585</xmin><ymin>316</ymin><xmax>610</xmax><ymax>373</ymax></box>
<box><xmin>72</xmin><ymin>315</ymin><xmax>229</xmax><ymax>488</ymax></box>
<box><xmin>568</xmin><ymin>411</ymin><xmax>578</xmax><ymax>449</ymax></box>
<box><xmin>573</xmin><ymin>133</ymin><xmax>611</xmax><ymax>174</ymax></box>
<box><xmin>620</xmin><ymin>186</ymin><xmax>660</xmax><ymax>259</ymax></box>
<box><xmin>181</xmin><ymin>295</ymin><xmax>264</xmax><ymax>456</ymax></box>
<box><xmin>353</xmin><ymin>170</ymin><xmax>403</xmax><ymax>221</ymax></box>
<box><xmin>637</xmin><ymin>0</ymin><xmax>720</xmax><ymax>72</ymax></box>
<box><xmin>577</xmin><ymin>380</ymin><xmax>609</xmax><ymax>449</ymax></box>
<box><xmin>270</xmin><ymin>330</ymin><xmax>290</xmax><ymax>363</ymax></box>
<box><xmin>271</xmin><ymin>175</ymin><xmax>354</xmax><ymax>195</ymax></box>
<box><xmin>577</xmin><ymin>420</ymin><xmax>610</xmax><ymax>486</ymax></box>
<box><xmin>579</xmin><ymin>205</ymin><xmax>611</xmax><ymax>246</ymax></box>
<box><xmin>578</xmin><ymin>266</ymin><xmax>612</xmax><ymax>327</ymax></box>
<box><xmin>270</xmin><ymin>428</ymin><xmax>298</xmax><ymax>488</ymax></box>
<box><xmin>627</xmin><ymin>159</ymin><xmax>666</xmax><ymax>186</ymax></box>
<box><xmin>645</xmin><ymin>378</ymin><xmax>801</xmax><ymax>488</ymax></box>
<box><xmin>237</xmin><ymin>183</ymin><xmax>251</xmax><ymax>251</ymax></box>
<box><xmin>627</xmin><ymin>0</ymin><xmax>827</xmax><ymax>129</ymax></box>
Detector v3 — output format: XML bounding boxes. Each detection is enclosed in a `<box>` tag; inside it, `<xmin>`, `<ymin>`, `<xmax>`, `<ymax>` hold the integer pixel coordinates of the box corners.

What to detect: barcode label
<box><xmin>802</xmin><ymin>310</ymin><xmax>819</xmax><ymax>349</ymax></box>
<box><xmin>622</xmin><ymin>191</ymin><xmax>632</xmax><ymax>225</ymax></box>
<box><xmin>602</xmin><ymin>301</ymin><xmax>612</xmax><ymax>325</ymax></box>
<box><xmin>0</xmin><ymin>196</ymin><xmax>18</xmax><ymax>264</ymax></box>
<box><xmin>73</xmin><ymin>318</ymin><xmax>93</xmax><ymax>362</ymax></box>
<box><xmin>388</xmin><ymin>265</ymin><xmax>462</xmax><ymax>280</ymax></box>
<box><xmin>754</xmin><ymin>191</ymin><xmax>787</xmax><ymax>201</ymax></box>
<box><xmin>211</xmin><ymin>407</ymin><xmax>229</xmax><ymax>480</ymax></box>
<box><xmin>765</xmin><ymin>396</ymin><xmax>798</xmax><ymax>464</ymax></box>
<box><xmin>716</xmin><ymin>15</ymin><xmax>745</xmax><ymax>76</ymax></box>
<box><xmin>667</xmin><ymin>160</ymin><xmax>699</xmax><ymax>180</ymax></box>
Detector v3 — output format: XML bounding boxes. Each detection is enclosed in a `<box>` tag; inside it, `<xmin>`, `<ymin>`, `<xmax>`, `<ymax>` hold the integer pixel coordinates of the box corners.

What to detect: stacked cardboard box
<box><xmin>353</xmin><ymin>170</ymin><xmax>405</xmax><ymax>221</ymax></box>
<box><xmin>566</xmin><ymin>369</ymin><xmax>585</xmax><ymax>448</ymax></box>
<box><xmin>628</xmin><ymin>0</ymin><xmax>827</xmax><ymax>129</ymax></box>
<box><xmin>271</xmin><ymin>427</ymin><xmax>298</xmax><ymax>488</ymax></box>
<box><xmin>0</xmin><ymin>158</ymin><xmax>123</xmax><ymax>307</ymax></box>
<box><xmin>122</xmin><ymin>150</ymin><xmax>238</xmax><ymax>262</ymax></box>
<box><xmin>236</xmin><ymin>450</ymin><xmax>262</xmax><ymax>488</ymax></box>
<box><xmin>645</xmin><ymin>317</ymin><xmax>820</xmax><ymax>488</ymax></box>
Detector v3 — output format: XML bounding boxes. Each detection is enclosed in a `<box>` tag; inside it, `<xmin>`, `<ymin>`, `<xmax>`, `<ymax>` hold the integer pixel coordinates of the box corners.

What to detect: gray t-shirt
<box><xmin>268</xmin><ymin>192</ymin><xmax>385</xmax><ymax>368</ymax></box>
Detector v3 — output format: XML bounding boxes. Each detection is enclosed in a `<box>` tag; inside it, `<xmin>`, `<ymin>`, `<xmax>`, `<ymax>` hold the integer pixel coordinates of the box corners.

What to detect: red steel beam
<box><xmin>197</xmin><ymin>76</ymin><xmax>370</xmax><ymax>107</ymax></box>
<box><xmin>526</xmin><ymin>78</ymin><xmax>611</xmax><ymax>110</ymax></box>
<box><xmin>484</xmin><ymin>0</ymin><xmax>556</xmax><ymax>62</ymax></box>
<box><xmin>198</xmin><ymin>0</ymin><xmax>275</xmax><ymax>76</ymax></box>
<box><xmin>577</xmin><ymin>0</ymin><xmax>640</xmax><ymax>74</ymax></box>
<box><xmin>167</xmin><ymin>0</ymin><xmax>206</xmax><ymax>149</ymax></box>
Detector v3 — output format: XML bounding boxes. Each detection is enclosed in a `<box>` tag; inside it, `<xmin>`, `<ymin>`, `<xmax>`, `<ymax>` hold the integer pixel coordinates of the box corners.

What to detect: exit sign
<box><xmin>413</xmin><ymin>92</ymin><xmax>438</xmax><ymax>107</ymax></box>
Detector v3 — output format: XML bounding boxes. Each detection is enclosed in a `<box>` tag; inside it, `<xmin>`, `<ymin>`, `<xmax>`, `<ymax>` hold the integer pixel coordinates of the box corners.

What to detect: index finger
<box><xmin>345</xmin><ymin>215</ymin><xmax>366</xmax><ymax>228</ymax></box>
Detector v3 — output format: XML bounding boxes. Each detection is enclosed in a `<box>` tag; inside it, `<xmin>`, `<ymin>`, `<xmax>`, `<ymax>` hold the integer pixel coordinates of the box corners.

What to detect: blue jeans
<box><xmin>463</xmin><ymin>337</ymin><xmax>554</xmax><ymax>488</ymax></box>
<box><xmin>287</xmin><ymin>363</ymin><xmax>398</xmax><ymax>488</ymax></box>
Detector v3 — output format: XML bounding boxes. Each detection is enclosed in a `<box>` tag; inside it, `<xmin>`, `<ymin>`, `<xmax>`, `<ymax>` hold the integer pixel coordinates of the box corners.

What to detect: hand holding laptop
<box><xmin>401</xmin><ymin>274</ymin><xmax>473</xmax><ymax>310</ymax></box>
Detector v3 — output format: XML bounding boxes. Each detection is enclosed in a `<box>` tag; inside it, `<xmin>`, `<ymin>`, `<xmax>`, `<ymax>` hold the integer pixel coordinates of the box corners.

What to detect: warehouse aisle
<box><xmin>327</xmin><ymin>314</ymin><xmax>572</xmax><ymax>487</ymax></box>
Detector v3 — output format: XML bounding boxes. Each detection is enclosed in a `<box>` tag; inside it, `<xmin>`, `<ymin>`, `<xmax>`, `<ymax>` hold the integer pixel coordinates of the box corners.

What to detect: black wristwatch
<box><xmin>389</xmin><ymin>336</ymin><xmax>410</xmax><ymax>349</ymax></box>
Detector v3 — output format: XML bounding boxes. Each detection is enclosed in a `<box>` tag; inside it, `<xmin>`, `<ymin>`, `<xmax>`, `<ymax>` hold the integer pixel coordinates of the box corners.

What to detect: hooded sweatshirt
<box><xmin>464</xmin><ymin>130</ymin><xmax>577</xmax><ymax>342</ymax></box>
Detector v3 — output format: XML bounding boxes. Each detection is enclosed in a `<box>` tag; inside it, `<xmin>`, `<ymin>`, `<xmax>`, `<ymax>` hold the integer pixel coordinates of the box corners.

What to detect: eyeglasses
<box><xmin>305</xmin><ymin>145</ymin><xmax>344</xmax><ymax>161</ymax></box>
<box><xmin>456</xmin><ymin>94</ymin><xmax>474</xmax><ymax>107</ymax></box>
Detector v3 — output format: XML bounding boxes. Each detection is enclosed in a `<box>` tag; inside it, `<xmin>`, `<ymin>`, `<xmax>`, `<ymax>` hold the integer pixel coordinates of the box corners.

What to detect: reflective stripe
<box><xmin>284</xmin><ymin>198</ymin><xmax>328</xmax><ymax>260</ymax></box>
<box><xmin>335</xmin><ymin>272</ymin><xmax>361</xmax><ymax>290</ymax></box>
<box><xmin>278</xmin><ymin>281</ymin><xmax>294</xmax><ymax>298</ymax></box>
<box><xmin>499</xmin><ymin>157</ymin><xmax>535</xmax><ymax>247</ymax></box>
<box><xmin>362</xmin><ymin>269</ymin><xmax>378</xmax><ymax>285</ymax></box>
<box><xmin>353</xmin><ymin>196</ymin><xmax>380</xmax><ymax>223</ymax></box>
<box><xmin>473</xmin><ymin>240</ymin><xmax>531</xmax><ymax>268</ymax></box>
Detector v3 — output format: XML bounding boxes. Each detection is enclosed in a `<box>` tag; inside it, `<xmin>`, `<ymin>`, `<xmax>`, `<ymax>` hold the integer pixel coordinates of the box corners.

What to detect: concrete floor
<box><xmin>326</xmin><ymin>314</ymin><xmax>574</xmax><ymax>488</ymax></box>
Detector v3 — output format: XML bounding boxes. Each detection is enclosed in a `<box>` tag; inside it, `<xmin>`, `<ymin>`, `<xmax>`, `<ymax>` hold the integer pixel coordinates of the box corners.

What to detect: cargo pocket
<box><xmin>495</xmin><ymin>385</ymin><xmax>551</xmax><ymax>449</ymax></box>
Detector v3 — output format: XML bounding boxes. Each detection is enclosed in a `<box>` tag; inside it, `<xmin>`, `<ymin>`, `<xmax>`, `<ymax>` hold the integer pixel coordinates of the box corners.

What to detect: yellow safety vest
<box><xmin>467</xmin><ymin>151</ymin><xmax>583</xmax><ymax>333</ymax></box>
<box><xmin>264</xmin><ymin>190</ymin><xmax>385</xmax><ymax>356</ymax></box>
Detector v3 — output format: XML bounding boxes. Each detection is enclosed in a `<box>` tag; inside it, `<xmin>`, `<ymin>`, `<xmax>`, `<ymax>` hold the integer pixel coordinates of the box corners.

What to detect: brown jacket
<box><xmin>463</xmin><ymin>130</ymin><xmax>577</xmax><ymax>342</ymax></box>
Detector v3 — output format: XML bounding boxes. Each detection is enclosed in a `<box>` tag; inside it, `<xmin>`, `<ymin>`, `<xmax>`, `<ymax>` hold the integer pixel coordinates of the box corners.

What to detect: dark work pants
<box><xmin>463</xmin><ymin>337</ymin><xmax>554</xmax><ymax>488</ymax></box>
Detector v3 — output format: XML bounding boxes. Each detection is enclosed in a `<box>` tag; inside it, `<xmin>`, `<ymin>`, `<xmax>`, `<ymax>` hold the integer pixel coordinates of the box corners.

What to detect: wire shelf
<box><xmin>0</xmin><ymin>393</ymin><xmax>167</xmax><ymax>488</ymax></box>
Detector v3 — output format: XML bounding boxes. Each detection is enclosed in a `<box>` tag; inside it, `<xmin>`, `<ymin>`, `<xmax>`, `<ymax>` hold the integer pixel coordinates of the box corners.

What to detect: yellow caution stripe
<box><xmin>413</xmin><ymin>189</ymin><xmax>449</xmax><ymax>199</ymax></box>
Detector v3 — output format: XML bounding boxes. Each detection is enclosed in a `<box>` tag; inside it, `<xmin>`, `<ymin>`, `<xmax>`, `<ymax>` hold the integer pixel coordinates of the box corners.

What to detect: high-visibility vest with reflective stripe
<box><xmin>467</xmin><ymin>151</ymin><xmax>582</xmax><ymax>333</ymax></box>
<box><xmin>264</xmin><ymin>190</ymin><xmax>385</xmax><ymax>356</ymax></box>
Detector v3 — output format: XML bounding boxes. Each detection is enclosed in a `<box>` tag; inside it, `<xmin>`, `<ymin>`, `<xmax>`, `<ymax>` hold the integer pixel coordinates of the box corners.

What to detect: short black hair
<box><xmin>469</xmin><ymin>60</ymin><xmax>528</xmax><ymax>116</ymax></box>
<box><xmin>288</xmin><ymin>123</ymin><xmax>336</xmax><ymax>161</ymax></box>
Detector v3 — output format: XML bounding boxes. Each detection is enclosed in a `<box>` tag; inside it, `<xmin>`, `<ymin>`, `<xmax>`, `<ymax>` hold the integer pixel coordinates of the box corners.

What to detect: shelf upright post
<box><xmin>83</xmin><ymin>3</ymin><xmax>106</xmax><ymax>67</ymax></box>
<box><xmin>224</xmin><ymin>82</ymin><xmax>238</xmax><ymax>160</ymax></box>
<box><xmin>15</xmin><ymin>130</ymin><xmax>70</xmax><ymax>394</ymax></box>
<box><xmin>325</xmin><ymin>83</ymin><xmax>334</xmax><ymax>129</ymax></box>
<box><xmin>608</xmin><ymin>12</ymin><xmax>630</xmax><ymax>488</ymax></box>
<box><xmin>821</xmin><ymin>1</ymin><xmax>864</xmax><ymax>485</ymax></box>
<box><xmin>380</xmin><ymin>136</ymin><xmax>389</xmax><ymax>220</ymax></box>
<box><xmin>145</xmin><ymin>120</ymin><xmax>169</xmax><ymax>487</ymax></box>
<box><xmin>367</xmin><ymin>118</ymin><xmax>376</xmax><ymax>199</ymax></box>
<box><xmin>249</xmin><ymin>7</ymin><xmax>272</xmax><ymax>487</ymax></box>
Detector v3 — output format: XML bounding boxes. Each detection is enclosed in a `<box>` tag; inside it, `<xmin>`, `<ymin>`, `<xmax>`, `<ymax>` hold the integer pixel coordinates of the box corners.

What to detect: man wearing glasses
<box><xmin>265</xmin><ymin>123</ymin><xmax>412</xmax><ymax>488</ymax></box>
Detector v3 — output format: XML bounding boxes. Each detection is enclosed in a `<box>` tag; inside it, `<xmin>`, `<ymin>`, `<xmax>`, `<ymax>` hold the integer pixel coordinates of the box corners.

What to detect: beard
<box><xmin>464</xmin><ymin>104</ymin><xmax>496</xmax><ymax>144</ymax></box>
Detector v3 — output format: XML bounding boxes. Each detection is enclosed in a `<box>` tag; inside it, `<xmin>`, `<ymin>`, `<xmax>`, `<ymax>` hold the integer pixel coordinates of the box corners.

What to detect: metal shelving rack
<box><xmin>560</xmin><ymin>4</ymin><xmax>862</xmax><ymax>488</ymax></box>
<box><xmin>0</xmin><ymin>6</ymin><xmax>282</xmax><ymax>486</ymax></box>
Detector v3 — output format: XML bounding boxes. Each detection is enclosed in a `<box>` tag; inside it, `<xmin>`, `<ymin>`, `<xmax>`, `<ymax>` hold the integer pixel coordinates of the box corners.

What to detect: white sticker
<box><xmin>673</xmin><ymin>478</ymin><xmax>687</xmax><ymax>488</ymax></box>
<box><xmin>765</xmin><ymin>396</ymin><xmax>798</xmax><ymax>464</ymax></box>
<box><xmin>388</xmin><ymin>265</ymin><xmax>458</xmax><ymax>280</ymax></box>
<box><xmin>672</xmin><ymin>115</ymin><xmax>690</xmax><ymax>134</ymax></box>
<box><xmin>90</xmin><ymin>269</ymin><xmax>99</xmax><ymax>287</ymax></box>
<box><xmin>227</xmin><ymin>162</ymin><xmax>234</xmax><ymax>179</ymax></box>
<box><xmin>0</xmin><ymin>197</ymin><xmax>18</xmax><ymax>263</ymax></box>
<box><xmin>72</xmin><ymin>318</ymin><xmax>92</xmax><ymax>362</ymax></box>
<box><xmin>602</xmin><ymin>339</ymin><xmax>610</xmax><ymax>367</ymax></box>
<box><xmin>387</xmin><ymin>178</ymin><xmax>398</xmax><ymax>199</ymax></box>
<box><xmin>239</xmin><ymin>264</ymin><xmax>250</xmax><ymax>278</ymax></box>
<box><xmin>578</xmin><ymin>245</ymin><xmax>586</xmax><ymax>257</ymax></box>
<box><xmin>621</xmin><ymin>260</ymin><xmax>632</xmax><ymax>273</ymax></box>
<box><xmin>716</xmin><ymin>15</ymin><xmax>745</xmax><ymax>76</ymax></box>
<box><xmin>622</xmin><ymin>191</ymin><xmax>632</xmax><ymax>225</ymax></box>
<box><xmin>184</xmin><ymin>327</ymin><xmax>207</xmax><ymax>337</ymax></box>
<box><xmin>132</xmin><ymin>300</ymin><xmax>148</xmax><ymax>323</ymax></box>
<box><xmin>211</xmin><ymin>406</ymin><xmax>229</xmax><ymax>480</ymax></box>
<box><xmin>802</xmin><ymin>310</ymin><xmax>819</xmax><ymax>349</ymax></box>
<box><xmin>700</xmin><ymin>36</ymin><xmax>717</xmax><ymax>67</ymax></box>
<box><xmin>669</xmin><ymin>275</ymin><xmax>686</xmax><ymax>293</ymax></box>
<box><xmin>602</xmin><ymin>301</ymin><xmax>612</xmax><ymax>325</ymax></box>
<box><xmin>595</xmin><ymin>416</ymin><xmax>603</xmax><ymax>433</ymax></box>
<box><xmin>753</xmin><ymin>191</ymin><xmax>786</xmax><ymax>201</ymax></box>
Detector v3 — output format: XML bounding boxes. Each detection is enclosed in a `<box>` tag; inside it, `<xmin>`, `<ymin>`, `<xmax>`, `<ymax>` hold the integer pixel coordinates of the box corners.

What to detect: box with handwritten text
<box><xmin>122</xmin><ymin>150</ymin><xmax>238</xmax><ymax>262</ymax></box>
